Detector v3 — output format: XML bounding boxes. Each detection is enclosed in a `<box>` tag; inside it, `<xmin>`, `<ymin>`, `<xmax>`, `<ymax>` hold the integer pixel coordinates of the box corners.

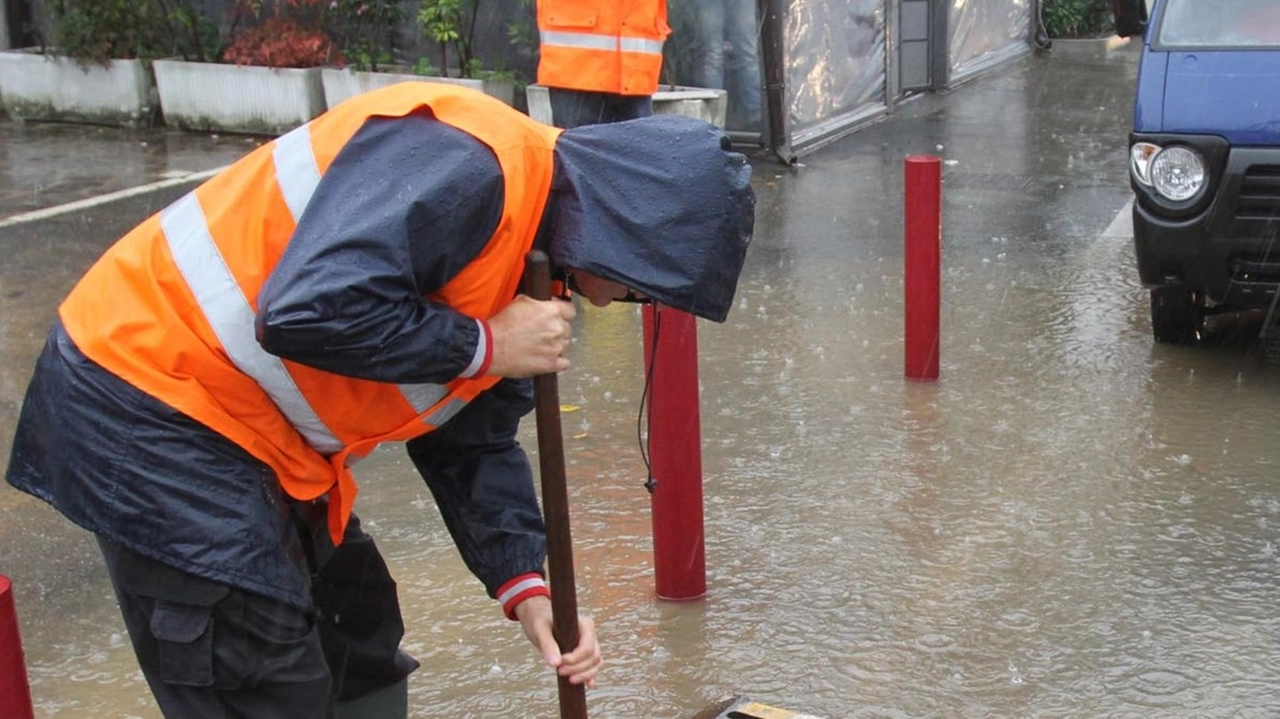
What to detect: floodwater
<box><xmin>5</xmin><ymin>46</ymin><xmax>1280</xmax><ymax>718</ymax></box>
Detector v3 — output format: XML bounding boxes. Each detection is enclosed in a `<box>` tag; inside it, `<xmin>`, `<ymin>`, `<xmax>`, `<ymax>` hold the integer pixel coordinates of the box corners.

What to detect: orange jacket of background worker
<box><xmin>537</xmin><ymin>0</ymin><xmax>671</xmax><ymax>95</ymax></box>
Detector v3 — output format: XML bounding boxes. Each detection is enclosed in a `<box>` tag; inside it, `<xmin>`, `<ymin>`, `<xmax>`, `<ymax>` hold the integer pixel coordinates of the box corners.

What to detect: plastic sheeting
<box><xmin>785</xmin><ymin>0</ymin><xmax>887</xmax><ymax>150</ymax></box>
<box><xmin>949</xmin><ymin>0</ymin><xmax>1033</xmax><ymax>81</ymax></box>
<box><xmin>772</xmin><ymin>0</ymin><xmax>1033</xmax><ymax>155</ymax></box>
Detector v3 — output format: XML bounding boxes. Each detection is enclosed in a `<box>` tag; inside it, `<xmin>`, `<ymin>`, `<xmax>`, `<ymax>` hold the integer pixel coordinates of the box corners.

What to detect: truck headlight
<box><xmin>1149</xmin><ymin>145</ymin><xmax>1207</xmax><ymax>202</ymax></box>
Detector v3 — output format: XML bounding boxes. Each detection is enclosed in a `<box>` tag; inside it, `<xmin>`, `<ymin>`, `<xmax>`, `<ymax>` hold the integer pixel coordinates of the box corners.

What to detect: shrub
<box><xmin>155</xmin><ymin>0</ymin><xmax>224</xmax><ymax>62</ymax></box>
<box><xmin>222</xmin><ymin>16</ymin><xmax>343</xmax><ymax>67</ymax></box>
<box><xmin>1042</xmin><ymin>0</ymin><xmax>1115</xmax><ymax>39</ymax></box>
<box><xmin>222</xmin><ymin>0</ymin><xmax>343</xmax><ymax>68</ymax></box>
<box><xmin>44</xmin><ymin>0</ymin><xmax>168</xmax><ymax>64</ymax></box>
<box><xmin>417</xmin><ymin>0</ymin><xmax>474</xmax><ymax>75</ymax></box>
<box><xmin>43</xmin><ymin>0</ymin><xmax>220</xmax><ymax>65</ymax></box>
<box><xmin>328</xmin><ymin>0</ymin><xmax>408</xmax><ymax>72</ymax></box>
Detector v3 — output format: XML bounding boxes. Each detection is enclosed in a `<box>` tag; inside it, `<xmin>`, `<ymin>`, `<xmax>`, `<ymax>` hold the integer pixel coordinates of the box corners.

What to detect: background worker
<box><xmin>685</xmin><ymin>0</ymin><xmax>763</xmax><ymax>129</ymax></box>
<box><xmin>536</xmin><ymin>0</ymin><xmax>670</xmax><ymax>128</ymax></box>
<box><xmin>5</xmin><ymin>82</ymin><xmax>754</xmax><ymax>718</ymax></box>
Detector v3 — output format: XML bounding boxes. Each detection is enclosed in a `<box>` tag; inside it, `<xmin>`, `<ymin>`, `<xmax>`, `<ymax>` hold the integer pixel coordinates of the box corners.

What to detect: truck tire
<box><xmin>1150</xmin><ymin>287</ymin><xmax>1203</xmax><ymax>344</ymax></box>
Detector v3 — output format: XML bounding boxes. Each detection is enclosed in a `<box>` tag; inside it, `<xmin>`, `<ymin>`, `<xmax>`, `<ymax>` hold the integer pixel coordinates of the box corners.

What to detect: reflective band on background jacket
<box><xmin>58</xmin><ymin>83</ymin><xmax>563</xmax><ymax>545</ymax></box>
<box><xmin>537</xmin><ymin>0</ymin><xmax>670</xmax><ymax>95</ymax></box>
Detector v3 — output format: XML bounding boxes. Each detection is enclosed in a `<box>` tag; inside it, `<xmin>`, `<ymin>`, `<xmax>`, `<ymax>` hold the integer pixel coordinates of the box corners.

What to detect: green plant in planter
<box><xmin>417</xmin><ymin>0</ymin><xmax>472</xmax><ymax>75</ymax></box>
<box><xmin>1042</xmin><ymin>0</ymin><xmax>1115</xmax><ymax>39</ymax></box>
<box><xmin>502</xmin><ymin>0</ymin><xmax>536</xmax><ymax>92</ymax></box>
<box><xmin>328</xmin><ymin>0</ymin><xmax>409</xmax><ymax>72</ymax></box>
<box><xmin>43</xmin><ymin>0</ymin><xmax>168</xmax><ymax>65</ymax></box>
<box><xmin>154</xmin><ymin>0</ymin><xmax>224</xmax><ymax>62</ymax></box>
<box><xmin>415</xmin><ymin>0</ymin><xmax>519</xmax><ymax>80</ymax></box>
<box><xmin>42</xmin><ymin>0</ymin><xmax>221</xmax><ymax>65</ymax></box>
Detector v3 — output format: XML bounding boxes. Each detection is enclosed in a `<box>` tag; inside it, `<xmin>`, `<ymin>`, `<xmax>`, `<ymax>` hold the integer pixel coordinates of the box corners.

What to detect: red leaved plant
<box><xmin>222</xmin><ymin>0</ymin><xmax>344</xmax><ymax>68</ymax></box>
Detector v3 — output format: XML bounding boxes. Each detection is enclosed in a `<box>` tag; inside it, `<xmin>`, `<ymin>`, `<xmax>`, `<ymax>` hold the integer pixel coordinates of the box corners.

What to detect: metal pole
<box><xmin>929</xmin><ymin>0</ymin><xmax>951</xmax><ymax>91</ymax></box>
<box><xmin>0</xmin><ymin>575</ymin><xmax>35</xmax><ymax>719</ymax></box>
<box><xmin>904</xmin><ymin>155</ymin><xmax>941</xmax><ymax>382</ymax></box>
<box><xmin>0</xmin><ymin>0</ymin><xmax>10</xmax><ymax>51</ymax></box>
<box><xmin>758</xmin><ymin>0</ymin><xmax>792</xmax><ymax>162</ymax></box>
<box><xmin>642</xmin><ymin>304</ymin><xmax>707</xmax><ymax>601</ymax></box>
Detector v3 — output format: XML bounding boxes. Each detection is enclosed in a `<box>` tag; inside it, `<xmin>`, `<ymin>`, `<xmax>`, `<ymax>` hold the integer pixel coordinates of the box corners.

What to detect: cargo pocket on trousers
<box><xmin>151</xmin><ymin>600</ymin><xmax>216</xmax><ymax>687</ymax></box>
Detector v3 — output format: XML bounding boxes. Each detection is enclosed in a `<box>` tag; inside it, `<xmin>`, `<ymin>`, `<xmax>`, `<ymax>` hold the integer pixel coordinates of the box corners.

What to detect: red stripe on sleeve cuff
<box><xmin>497</xmin><ymin>572</ymin><xmax>549</xmax><ymax>620</ymax></box>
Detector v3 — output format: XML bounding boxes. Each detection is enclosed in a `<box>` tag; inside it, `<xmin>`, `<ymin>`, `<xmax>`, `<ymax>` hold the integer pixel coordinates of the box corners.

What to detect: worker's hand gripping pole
<box><xmin>524</xmin><ymin>250</ymin><xmax>588</xmax><ymax>719</ymax></box>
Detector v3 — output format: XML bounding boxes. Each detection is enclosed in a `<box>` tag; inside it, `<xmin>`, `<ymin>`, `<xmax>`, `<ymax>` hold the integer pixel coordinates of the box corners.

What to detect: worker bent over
<box><xmin>4</xmin><ymin>82</ymin><xmax>754</xmax><ymax>717</ymax></box>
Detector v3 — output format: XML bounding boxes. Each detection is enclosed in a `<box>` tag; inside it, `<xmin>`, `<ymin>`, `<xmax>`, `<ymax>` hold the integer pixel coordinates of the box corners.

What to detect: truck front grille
<box><xmin>1237</xmin><ymin>165</ymin><xmax>1280</xmax><ymax>220</ymax></box>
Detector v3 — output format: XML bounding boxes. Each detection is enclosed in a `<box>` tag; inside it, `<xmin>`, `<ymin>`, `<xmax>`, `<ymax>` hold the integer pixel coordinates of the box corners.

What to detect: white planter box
<box><xmin>524</xmin><ymin>84</ymin><xmax>553</xmax><ymax>124</ymax></box>
<box><xmin>653</xmin><ymin>86</ymin><xmax>728</xmax><ymax>128</ymax></box>
<box><xmin>525</xmin><ymin>83</ymin><xmax>728</xmax><ymax>129</ymax></box>
<box><xmin>153</xmin><ymin>60</ymin><xmax>325</xmax><ymax>135</ymax></box>
<box><xmin>321</xmin><ymin>67</ymin><xmax>514</xmax><ymax>109</ymax></box>
<box><xmin>0</xmin><ymin>48</ymin><xmax>155</xmax><ymax>127</ymax></box>
<box><xmin>1050</xmin><ymin>36</ymin><xmax>1131</xmax><ymax>59</ymax></box>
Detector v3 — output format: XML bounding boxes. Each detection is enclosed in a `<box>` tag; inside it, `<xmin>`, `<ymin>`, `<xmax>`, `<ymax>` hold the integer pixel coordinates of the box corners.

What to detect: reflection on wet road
<box><xmin>4</xmin><ymin>47</ymin><xmax>1280</xmax><ymax>717</ymax></box>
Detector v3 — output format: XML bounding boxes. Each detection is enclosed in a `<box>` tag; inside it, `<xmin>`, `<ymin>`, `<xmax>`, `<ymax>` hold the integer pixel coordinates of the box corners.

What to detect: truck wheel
<box><xmin>1150</xmin><ymin>287</ymin><xmax>1204</xmax><ymax>344</ymax></box>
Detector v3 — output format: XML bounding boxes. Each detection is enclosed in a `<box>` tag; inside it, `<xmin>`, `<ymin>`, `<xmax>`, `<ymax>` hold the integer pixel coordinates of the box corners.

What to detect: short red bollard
<box><xmin>904</xmin><ymin>155</ymin><xmax>942</xmax><ymax>382</ymax></box>
<box><xmin>642</xmin><ymin>304</ymin><xmax>707</xmax><ymax>601</ymax></box>
<box><xmin>0</xmin><ymin>575</ymin><xmax>35</xmax><ymax>719</ymax></box>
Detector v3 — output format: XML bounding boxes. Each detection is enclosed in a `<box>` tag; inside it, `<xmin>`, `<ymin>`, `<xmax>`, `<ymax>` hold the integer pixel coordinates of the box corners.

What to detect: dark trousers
<box><xmin>548</xmin><ymin>87</ymin><xmax>654</xmax><ymax>128</ymax></box>
<box><xmin>97</xmin><ymin>510</ymin><xmax>418</xmax><ymax>719</ymax></box>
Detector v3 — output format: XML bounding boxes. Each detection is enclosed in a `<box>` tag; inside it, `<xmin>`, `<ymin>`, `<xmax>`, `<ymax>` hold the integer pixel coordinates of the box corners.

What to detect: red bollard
<box><xmin>904</xmin><ymin>155</ymin><xmax>942</xmax><ymax>382</ymax></box>
<box><xmin>0</xmin><ymin>575</ymin><xmax>35</xmax><ymax>719</ymax></box>
<box><xmin>642</xmin><ymin>304</ymin><xmax>707</xmax><ymax>601</ymax></box>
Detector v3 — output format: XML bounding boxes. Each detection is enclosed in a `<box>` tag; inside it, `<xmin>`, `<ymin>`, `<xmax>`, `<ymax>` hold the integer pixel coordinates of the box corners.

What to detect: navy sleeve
<box><xmin>405</xmin><ymin>378</ymin><xmax>546</xmax><ymax>596</ymax></box>
<box><xmin>256</xmin><ymin>112</ymin><xmax>504</xmax><ymax>384</ymax></box>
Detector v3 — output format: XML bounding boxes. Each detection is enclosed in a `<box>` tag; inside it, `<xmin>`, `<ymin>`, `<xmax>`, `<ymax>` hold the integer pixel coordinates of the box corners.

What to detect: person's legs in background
<box><xmin>689</xmin><ymin>0</ymin><xmax>762</xmax><ymax>130</ymax></box>
<box><xmin>548</xmin><ymin>89</ymin><xmax>654</xmax><ymax>129</ymax></box>
<box><xmin>689</xmin><ymin>0</ymin><xmax>728</xmax><ymax>94</ymax></box>
<box><xmin>722</xmin><ymin>0</ymin><xmax>763</xmax><ymax>129</ymax></box>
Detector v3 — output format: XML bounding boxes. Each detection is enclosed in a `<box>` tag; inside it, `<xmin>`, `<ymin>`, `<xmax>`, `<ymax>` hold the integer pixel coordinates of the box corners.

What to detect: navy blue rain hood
<box><xmin>545</xmin><ymin>115</ymin><xmax>755</xmax><ymax>323</ymax></box>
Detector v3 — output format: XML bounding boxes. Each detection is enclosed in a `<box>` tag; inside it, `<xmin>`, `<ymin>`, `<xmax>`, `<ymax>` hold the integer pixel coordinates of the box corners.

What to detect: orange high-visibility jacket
<box><xmin>58</xmin><ymin>84</ymin><xmax>563</xmax><ymax>545</ymax></box>
<box><xmin>537</xmin><ymin>0</ymin><xmax>670</xmax><ymax>95</ymax></box>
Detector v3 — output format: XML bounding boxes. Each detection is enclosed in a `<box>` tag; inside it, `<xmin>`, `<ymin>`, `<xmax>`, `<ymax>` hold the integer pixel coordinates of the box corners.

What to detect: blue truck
<box><xmin>1118</xmin><ymin>0</ymin><xmax>1280</xmax><ymax>343</ymax></box>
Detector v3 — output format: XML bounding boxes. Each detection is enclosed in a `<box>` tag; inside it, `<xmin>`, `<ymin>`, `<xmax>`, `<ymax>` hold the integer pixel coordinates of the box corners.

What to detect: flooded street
<box><xmin>4</xmin><ymin>45</ymin><xmax>1280</xmax><ymax>717</ymax></box>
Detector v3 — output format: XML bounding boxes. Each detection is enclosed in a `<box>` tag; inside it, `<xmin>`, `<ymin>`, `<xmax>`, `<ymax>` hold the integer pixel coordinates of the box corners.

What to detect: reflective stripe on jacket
<box><xmin>537</xmin><ymin>0</ymin><xmax>670</xmax><ymax>95</ymax></box>
<box><xmin>58</xmin><ymin>83</ymin><xmax>563</xmax><ymax>545</ymax></box>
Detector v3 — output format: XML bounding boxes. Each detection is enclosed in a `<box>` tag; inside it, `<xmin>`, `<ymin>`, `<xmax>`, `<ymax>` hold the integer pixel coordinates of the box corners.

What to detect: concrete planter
<box><xmin>0</xmin><ymin>48</ymin><xmax>155</xmax><ymax>127</ymax></box>
<box><xmin>1049</xmin><ymin>35</ymin><xmax>1132</xmax><ymax>59</ymax></box>
<box><xmin>652</xmin><ymin>85</ymin><xmax>728</xmax><ymax>128</ymax></box>
<box><xmin>525</xmin><ymin>83</ymin><xmax>728</xmax><ymax>128</ymax></box>
<box><xmin>321</xmin><ymin>67</ymin><xmax>514</xmax><ymax>108</ymax></box>
<box><xmin>153</xmin><ymin>60</ymin><xmax>325</xmax><ymax>135</ymax></box>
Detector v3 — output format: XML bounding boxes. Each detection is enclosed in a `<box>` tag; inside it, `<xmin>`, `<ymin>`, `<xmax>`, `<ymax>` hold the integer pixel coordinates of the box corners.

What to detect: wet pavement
<box><xmin>6</xmin><ymin>42</ymin><xmax>1280</xmax><ymax>718</ymax></box>
<box><xmin>0</xmin><ymin>120</ymin><xmax>264</xmax><ymax>223</ymax></box>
